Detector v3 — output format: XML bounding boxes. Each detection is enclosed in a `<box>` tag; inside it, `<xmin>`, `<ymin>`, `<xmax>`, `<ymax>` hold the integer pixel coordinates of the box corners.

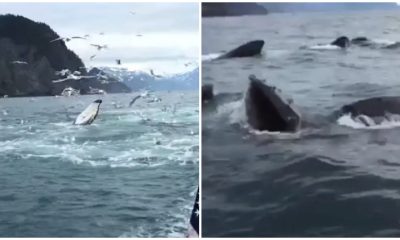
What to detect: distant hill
<box><xmin>0</xmin><ymin>14</ymin><xmax>130</xmax><ymax>97</ymax></box>
<box><xmin>202</xmin><ymin>3</ymin><xmax>268</xmax><ymax>17</ymax></box>
<box><xmin>101</xmin><ymin>67</ymin><xmax>199</xmax><ymax>91</ymax></box>
<box><xmin>261</xmin><ymin>3</ymin><xmax>399</xmax><ymax>13</ymax></box>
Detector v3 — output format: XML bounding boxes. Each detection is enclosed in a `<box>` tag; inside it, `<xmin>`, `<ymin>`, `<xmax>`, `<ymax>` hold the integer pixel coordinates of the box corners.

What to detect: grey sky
<box><xmin>0</xmin><ymin>3</ymin><xmax>199</xmax><ymax>74</ymax></box>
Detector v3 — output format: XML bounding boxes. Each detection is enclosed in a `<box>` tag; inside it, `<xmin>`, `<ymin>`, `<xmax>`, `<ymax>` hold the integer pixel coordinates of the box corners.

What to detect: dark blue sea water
<box><xmin>202</xmin><ymin>10</ymin><xmax>400</xmax><ymax>237</ymax></box>
<box><xmin>0</xmin><ymin>92</ymin><xmax>198</xmax><ymax>237</ymax></box>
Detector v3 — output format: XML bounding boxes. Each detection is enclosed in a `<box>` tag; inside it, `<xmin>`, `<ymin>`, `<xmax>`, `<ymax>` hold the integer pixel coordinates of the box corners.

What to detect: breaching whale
<box><xmin>245</xmin><ymin>75</ymin><xmax>301</xmax><ymax>132</ymax></box>
<box><xmin>216</xmin><ymin>40</ymin><xmax>265</xmax><ymax>59</ymax></box>
<box><xmin>339</xmin><ymin>96</ymin><xmax>400</xmax><ymax>126</ymax></box>
<box><xmin>73</xmin><ymin>99</ymin><xmax>102</xmax><ymax>125</ymax></box>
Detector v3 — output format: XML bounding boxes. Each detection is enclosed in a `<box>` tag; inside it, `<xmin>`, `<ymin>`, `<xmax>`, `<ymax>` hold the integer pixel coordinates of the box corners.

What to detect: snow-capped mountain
<box><xmin>99</xmin><ymin>67</ymin><xmax>199</xmax><ymax>91</ymax></box>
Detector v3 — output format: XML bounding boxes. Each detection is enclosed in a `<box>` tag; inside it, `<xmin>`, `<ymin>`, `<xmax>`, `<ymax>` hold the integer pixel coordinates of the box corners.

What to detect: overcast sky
<box><xmin>0</xmin><ymin>3</ymin><xmax>199</xmax><ymax>74</ymax></box>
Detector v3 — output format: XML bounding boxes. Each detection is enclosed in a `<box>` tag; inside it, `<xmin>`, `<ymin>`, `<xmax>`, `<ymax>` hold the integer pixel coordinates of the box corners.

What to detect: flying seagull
<box><xmin>129</xmin><ymin>95</ymin><xmax>141</xmax><ymax>107</ymax></box>
<box><xmin>52</xmin><ymin>73</ymin><xmax>93</xmax><ymax>83</ymax></box>
<box><xmin>50</xmin><ymin>35</ymin><xmax>87</xmax><ymax>43</ymax></box>
<box><xmin>150</xmin><ymin>69</ymin><xmax>162</xmax><ymax>78</ymax></box>
<box><xmin>71</xmin><ymin>36</ymin><xmax>87</xmax><ymax>40</ymax></box>
<box><xmin>11</xmin><ymin>61</ymin><xmax>28</xmax><ymax>65</ymax></box>
<box><xmin>130</xmin><ymin>11</ymin><xmax>135</xmax><ymax>15</ymax></box>
<box><xmin>90</xmin><ymin>55</ymin><xmax>96</xmax><ymax>60</ymax></box>
<box><xmin>90</xmin><ymin>44</ymin><xmax>108</xmax><ymax>51</ymax></box>
<box><xmin>50</xmin><ymin>37</ymin><xmax>70</xmax><ymax>43</ymax></box>
<box><xmin>55</xmin><ymin>69</ymin><xmax>71</xmax><ymax>76</ymax></box>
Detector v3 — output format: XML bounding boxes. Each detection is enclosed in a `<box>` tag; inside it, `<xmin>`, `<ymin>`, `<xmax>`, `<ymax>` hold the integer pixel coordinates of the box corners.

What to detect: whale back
<box><xmin>341</xmin><ymin>96</ymin><xmax>400</xmax><ymax>117</ymax></box>
<box><xmin>218</xmin><ymin>40</ymin><xmax>264</xmax><ymax>59</ymax></box>
<box><xmin>245</xmin><ymin>75</ymin><xmax>301</xmax><ymax>132</ymax></box>
<box><xmin>331</xmin><ymin>36</ymin><xmax>350</xmax><ymax>48</ymax></box>
<box><xmin>74</xmin><ymin>99</ymin><xmax>102</xmax><ymax>125</ymax></box>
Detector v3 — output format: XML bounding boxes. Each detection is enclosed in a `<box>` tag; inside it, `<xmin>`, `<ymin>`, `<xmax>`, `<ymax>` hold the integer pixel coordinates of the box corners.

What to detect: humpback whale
<box><xmin>73</xmin><ymin>99</ymin><xmax>102</xmax><ymax>125</ymax></box>
<box><xmin>245</xmin><ymin>75</ymin><xmax>301</xmax><ymax>132</ymax></box>
<box><xmin>339</xmin><ymin>96</ymin><xmax>400</xmax><ymax>126</ymax></box>
<box><xmin>351</xmin><ymin>37</ymin><xmax>400</xmax><ymax>49</ymax></box>
<box><xmin>307</xmin><ymin>36</ymin><xmax>350</xmax><ymax>50</ymax></box>
<box><xmin>330</xmin><ymin>36</ymin><xmax>350</xmax><ymax>49</ymax></box>
<box><xmin>216</xmin><ymin>40</ymin><xmax>265</xmax><ymax>59</ymax></box>
<box><xmin>351</xmin><ymin>37</ymin><xmax>371</xmax><ymax>46</ymax></box>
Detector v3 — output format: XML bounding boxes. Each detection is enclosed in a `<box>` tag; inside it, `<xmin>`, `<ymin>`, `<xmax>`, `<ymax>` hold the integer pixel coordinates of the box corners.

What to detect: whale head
<box><xmin>217</xmin><ymin>40</ymin><xmax>265</xmax><ymax>59</ymax></box>
<box><xmin>331</xmin><ymin>36</ymin><xmax>350</xmax><ymax>49</ymax></box>
<box><xmin>245</xmin><ymin>75</ymin><xmax>301</xmax><ymax>132</ymax></box>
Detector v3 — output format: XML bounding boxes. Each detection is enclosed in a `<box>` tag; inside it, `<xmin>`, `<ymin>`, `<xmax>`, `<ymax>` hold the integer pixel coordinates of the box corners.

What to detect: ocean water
<box><xmin>202</xmin><ymin>10</ymin><xmax>400</xmax><ymax>237</ymax></box>
<box><xmin>0</xmin><ymin>92</ymin><xmax>198</xmax><ymax>237</ymax></box>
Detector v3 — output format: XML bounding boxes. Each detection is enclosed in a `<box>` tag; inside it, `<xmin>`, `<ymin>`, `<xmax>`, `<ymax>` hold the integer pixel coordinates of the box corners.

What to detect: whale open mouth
<box><xmin>245</xmin><ymin>76</ymin><xmax>300</xmax><ymax>132</ymax></box>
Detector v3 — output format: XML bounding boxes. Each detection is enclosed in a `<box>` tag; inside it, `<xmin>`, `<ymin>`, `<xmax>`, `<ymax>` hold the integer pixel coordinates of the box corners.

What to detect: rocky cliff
<box><xmin>0</xmin><ymin>14</ymin><xmax>130</xmax><ymax>97</ymax></box>
<box><xmin>202</xmin><ymin>3</ymin><xmax>268</xmax><ymax>17</ymax></box>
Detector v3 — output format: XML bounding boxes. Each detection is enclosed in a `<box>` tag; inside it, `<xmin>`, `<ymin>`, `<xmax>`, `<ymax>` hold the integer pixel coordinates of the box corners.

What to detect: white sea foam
<box><xmin>201</xmin><ymin>53</ymin><xmax>220</xmax><ymax>61</ymax></box>
<box><xmin>337</xmin><ymin>114</ymin><xmax>400</xmax><ymax>129</ymax></box>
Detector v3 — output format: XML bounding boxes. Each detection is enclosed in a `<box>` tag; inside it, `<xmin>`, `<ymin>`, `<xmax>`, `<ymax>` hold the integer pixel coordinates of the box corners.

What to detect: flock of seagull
<box><xmin>9</xmin><ymin>9</ymin><xmax>196</xmax><ymax>95</ymax></box>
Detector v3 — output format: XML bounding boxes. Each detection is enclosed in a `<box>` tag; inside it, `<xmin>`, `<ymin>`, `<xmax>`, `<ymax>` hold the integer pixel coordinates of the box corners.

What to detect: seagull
<box><xmin>116</xmin><ymin>59</ymin><xmax>121</xmax><ymax>65</ymax></box>
<box><xmin>11</xmin><ymin>61</ymin><xmax>28</xmax><ymax>64</ymax></box>
<box><xmin>130</xmin><ymin>11</ymin><xmax>135</xmax><ymax>15</ymax></box>
<box><xmin>140</xmin><ymin>91</ymin><xmax>150</xmax><ymax>98</ymax></box>
<box><xmin>150</xmin><ymin>69</ymin><xmax>162</xmax><ymax>78</ymax></box>
<box><xmin>52</xmin><ymin>73</ymin><xmax>93</xmax><ymax>83</ymax></box>
<box><xmin>84</xmin><ymin>34</ymin><xmax>90</xmax><ymax>38</ymax></box>
<box><xmin>184</xmin><ymin>62</ymin><xmax>192</xmax><ymax>67</ymax></box>
<box><xmin>50</xmin><ymin>37</ymin><xmax>70</xmax><ymax>43</ymax></box>
<box><xmin>55</xmin><ymin>69</ymin><xmax>71</xmax><ymax>76</ymax></box>
<box><xmin>90</xmin><ymin>55</ymin><xmax>96</xmax><ymax>60</ymax></box>
<box><xmin>90</xmin><ymin>44</ymin><xmax>108</xmax><ymax>50</ymax></box>
<box><xmin>129</xmin><ymin>95</ymin><xmax>141</xmax><ymax>107</ymax></box>
<box><xmin>136</xmin><ymin>34</ymin><xmax>143</xmax><ymax>37</ymax></box>
<box><xmin>99</xmin><ymin>32</ymin><xmax>105</xmax><ymax>35</ymax></box>
<box><xmin>71</xmin><ymin>36</ymin><xmax>87</xmax><ymax>40</ymax></box>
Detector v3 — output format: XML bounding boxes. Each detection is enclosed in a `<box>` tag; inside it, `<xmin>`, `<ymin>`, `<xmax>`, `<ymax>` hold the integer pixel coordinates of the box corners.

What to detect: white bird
<box><xmin>140</xmin><ymin>91</ymin><xmax>150</xmax><ymax>98</ymax></box>
<box><xmin>52</xmin><ymin>73</ymin><xmax>93</xmax><ymax>83</ymax></box>
<box><xmin>90</xmin><ymin>55</ymin><xmax>96</xmax><ymax>60</ymax></box>
<box><xmin>99</xmin><ymin>32</ymin><xmax>105</xmax><ymax>35</ymax></box>
<box><xmin>55</xmin><ymin>69</ymin><xmax>71</xmax><ymax>76</ymax></box>
<box><xmin>136</xmin><ymin>34</ymin><xmax>143</xmax><ymax>37</ymax></box>
<box><xmin>90</xmin><ymin>44</ymin><xmax>108</xmax><ymax>51</ymax></box>
<box><xmin>130</xmin><ymin>11</ymin><xmax>136</xmax><ymax>15</ymax></box>
<box><xmin>71</xmin><ymin>36</ymin><xmax>87</xmax><ymax>40</ymax></box>
<box><xmin>11</xmin><ymin>61</ymin><xmax>28</xmax><ymax>64</ymax></box>
<box><xmin>50</xmin><ymin>37</ymin><xmax>71</xmax><ymax>43</ymax></box>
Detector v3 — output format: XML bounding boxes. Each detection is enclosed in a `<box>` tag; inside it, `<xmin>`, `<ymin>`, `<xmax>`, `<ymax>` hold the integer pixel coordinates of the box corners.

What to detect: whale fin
<box><xmin>73</xmin><ymin>99</ymin><xmax>102</xmax><ymax>125</ymax></box>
